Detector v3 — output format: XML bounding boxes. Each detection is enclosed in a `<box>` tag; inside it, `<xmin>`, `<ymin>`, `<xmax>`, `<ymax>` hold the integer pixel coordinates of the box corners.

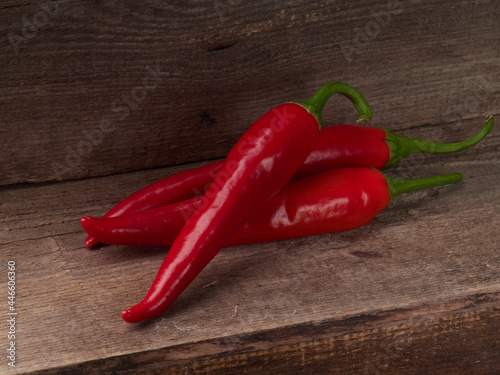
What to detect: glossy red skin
<box><xmin>234</xmin><ymin>168</ymin><xmax>389</xmax><ymax>244</ymax></box>
<box><xmin>122</xmin><ymin>103</ymin><xmax>321</xmax><ymax>323</ymax></box>
<box><xmin>82</xmin><ymin>198</ymin><xmax>200</xmax><ymax>247</ymax></box>
<box><xmin>292</xmin><ymin>124</ymin><xmax>389</xmax><ymax>179</ymax></box>
<box><xmin>81</xmin><ymin>168</ymin><xmax>391</xmax><ymax>248</ymax></box>
<box><xmin>85</xmin><ymin>125</ymin><xmax>389</xmax><ymax>248</ymax></box>
<box><xmin>84</xmin><ymin>162</ymin><xmax>223</xmax><ymax>248</ymax></box>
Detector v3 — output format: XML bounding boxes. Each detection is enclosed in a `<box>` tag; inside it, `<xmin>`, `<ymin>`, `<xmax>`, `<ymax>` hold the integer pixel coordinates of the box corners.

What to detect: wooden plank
<box><xmin>1</xmin><ymin>0</ymin><xmax>499</xmax><ymax>185</ymax></box>
<box><xmin>0</xmin><ymin>127</ymin><xmax>499</xmax><ymax>373</ymax></box>
<box><xmin>27</xmin><ymin>296</ymin><xmax>500</xmax><ymax>374</ymax></box>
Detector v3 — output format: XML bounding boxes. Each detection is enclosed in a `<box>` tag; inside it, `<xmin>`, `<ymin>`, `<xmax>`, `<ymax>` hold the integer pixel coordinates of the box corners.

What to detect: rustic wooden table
<box><xmin>1</xmin><ymin>1</ymin><xmax>499</xmax><ymax>374</ymax></box>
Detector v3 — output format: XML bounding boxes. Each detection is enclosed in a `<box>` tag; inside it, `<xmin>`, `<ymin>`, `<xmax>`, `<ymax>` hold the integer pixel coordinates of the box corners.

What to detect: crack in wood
<box><xmin>206</xmin><ymin>42</ymin><xmax>237</xmax><ymax>52</ymax></box>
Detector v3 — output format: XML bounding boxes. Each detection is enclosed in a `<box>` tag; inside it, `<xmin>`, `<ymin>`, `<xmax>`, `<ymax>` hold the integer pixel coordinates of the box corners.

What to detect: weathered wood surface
<box><xmin>1</xmin><ymin>0</ymin><xmax>499</xmax><ymax>185</ymax></box>
<box><xmin>27</xmin><ymin>298</ymin><xmax>500</xmax><ymax>374</ymax></box>
<box><xmin>1</xmin><ymin>115</ymin><xmax>499</xmax><ymax>373</ymax></box>
<box><xmin>1</xmin><ymin>0</ymin><xmax>500</xmax><ymax>373</ymax></box>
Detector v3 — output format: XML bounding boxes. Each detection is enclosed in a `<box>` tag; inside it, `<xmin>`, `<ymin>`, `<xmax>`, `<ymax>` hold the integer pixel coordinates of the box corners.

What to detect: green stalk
<box><xmin>385</xmin><ymin>172</ymin><xmax>463</xmax><ymax>204</ymax></box>
<box><xmin>290</xmin><ymin>82</ymin><xmax>373</xmax><ymax>130</ymax></box>
<box><xmin>384</xmin><ymin>115</ymin><xmax>493</xmax><ymax>167</ymax></box>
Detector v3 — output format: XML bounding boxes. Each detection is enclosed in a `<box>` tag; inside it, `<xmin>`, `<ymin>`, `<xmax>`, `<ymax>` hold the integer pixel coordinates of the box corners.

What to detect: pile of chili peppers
<box><xmin>81</xmin><ymin>82</ymin><xmax>494</xmax><ymax>323</ymax></box>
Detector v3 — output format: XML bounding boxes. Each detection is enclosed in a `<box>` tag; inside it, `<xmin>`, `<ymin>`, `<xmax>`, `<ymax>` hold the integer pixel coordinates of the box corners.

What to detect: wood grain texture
<box><xmin>27</xmin><ymin>297</ymin><xmax>500</xmax><ymax>374</ymax></box>
<box><xmin>1</xmin><ymin>123</ymin><xmax>499</xmax><ymax>372</ymax></box>
<box><xmin>1</xmin><ymin>0</ymin><xmax>499</xmax><ymax>185</ymax></box>
<box><xmin>1</xmin><ymin>0</ymin><xmax>499</xmax><ymax>373</ymax></box>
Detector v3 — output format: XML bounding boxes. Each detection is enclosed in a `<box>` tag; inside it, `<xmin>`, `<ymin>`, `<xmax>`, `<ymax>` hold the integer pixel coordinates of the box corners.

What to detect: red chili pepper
<box><xmin>84</xmin><ymin>116</ymin><xmax>493</xmax><ymax>248</ymax></box>
<box><xmin>81</xmin><ymin>168</ymin><xmax>463</xmax><ymax>248</ymax></box>
<box><xmin>120</xmin><ymin>82</ymin><xmax>372</xmax><ymax>323</ymax></box>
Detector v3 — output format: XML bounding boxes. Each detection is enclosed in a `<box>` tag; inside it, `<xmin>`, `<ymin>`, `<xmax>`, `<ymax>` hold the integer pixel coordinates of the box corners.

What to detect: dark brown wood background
<box><xmin>0</xmin><ymin>0</ymin><xmax>499</xmax><ymax>374</ymax></box>
<box><xmin>1</xmin><ymin>0</ymin><xmax>498</xmax><ymax>185</ymax></box>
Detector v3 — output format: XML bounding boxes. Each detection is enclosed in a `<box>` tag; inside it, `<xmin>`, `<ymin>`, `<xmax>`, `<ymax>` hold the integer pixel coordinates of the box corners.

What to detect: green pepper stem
<box><xmin>290</xmin><ymin>82</ymin><xmax>372</xmax><ymax>130</ymax></box>
<box><xmin>385</xmin><ymin>172</ymin><xmax>463</xmax><ymax>203</ymax></box>
<box><xmin>384</xmin><ymin>115</ymin><xmax>494</xmax><ymax>167</ymax></box>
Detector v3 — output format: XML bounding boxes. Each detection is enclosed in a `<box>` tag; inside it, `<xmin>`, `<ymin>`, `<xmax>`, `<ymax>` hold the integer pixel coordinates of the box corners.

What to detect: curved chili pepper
<box><xmin>81</xmin><ymin>168</ymin><xmax>463</xmax><ymax>248</ymax></box>
<box><xmin>121</xmin><ymin>82</ymin><xmax>372</xmax><ymax>323</ymax></box>
<box><xmin>84</xmin><ymin>116</ymin><xmax>493</xmax><ymax>248</ymax></box>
